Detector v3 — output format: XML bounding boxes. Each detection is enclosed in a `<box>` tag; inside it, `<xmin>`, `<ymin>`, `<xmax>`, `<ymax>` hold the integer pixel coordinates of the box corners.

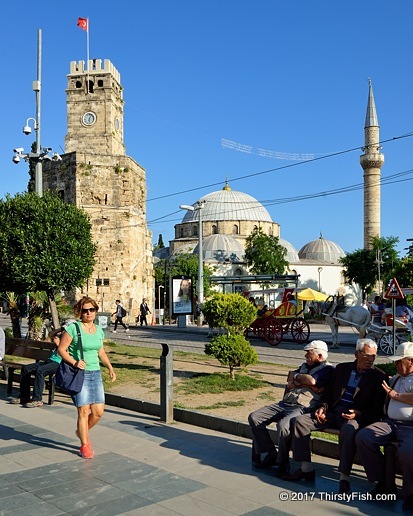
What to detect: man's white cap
<box><xmin>388</xmin><ymin>341</ymin><xmax>413</xmax><ymax>361</ymax></box>
<box><xmin>304</xmin><ymin>340</ymin><xmax>328</xmax><ymax>353</ymax></box>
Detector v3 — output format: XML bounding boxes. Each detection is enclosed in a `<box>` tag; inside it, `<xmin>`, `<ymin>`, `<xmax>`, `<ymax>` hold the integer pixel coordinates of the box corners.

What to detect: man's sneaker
<box><xmin>9</xmin><ymin>398</ymin><xmax>22</xmax><ymax>404</ymax></box>
<box><xmin>111</xmin><ymin>330</ymin><xmax>117</xmax><ymax>333</ymax></box>
<box><xmin>24</xmin><ymin>400</ymin><xmax>44</xmax><ymax>408</ymax></box>
<box><xmin>80</xmin><ymin>443</ymin><xmax>94</xmax><ymax>459</ymax></box>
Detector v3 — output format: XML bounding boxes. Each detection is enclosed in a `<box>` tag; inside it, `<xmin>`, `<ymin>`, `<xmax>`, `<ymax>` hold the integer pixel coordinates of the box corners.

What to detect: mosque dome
<box><xmin>298</xmin><ymin>235</ymin><xmax>345</xmax><ymax>264</ymax></box>
<box><xmin>193</xmin><ymin>234</ymin><xmax>245</xmax><ymax>262</ymax></box>
<box><xmin>279</xmin><ymin>238</ymin><xmax>300</xmax><ymax>263</ymax></box>
<box><xmin>181</xmin><ymin>183</ymin><xmax>273</xmax><ymax>223</ymax></box>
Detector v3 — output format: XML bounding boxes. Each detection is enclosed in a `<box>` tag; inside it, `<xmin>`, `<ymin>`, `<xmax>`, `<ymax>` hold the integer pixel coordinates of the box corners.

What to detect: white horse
<box><xmin>324</xmin><ymin>296</ymin><xmax>371</xmax><ymax>349</ymax></box>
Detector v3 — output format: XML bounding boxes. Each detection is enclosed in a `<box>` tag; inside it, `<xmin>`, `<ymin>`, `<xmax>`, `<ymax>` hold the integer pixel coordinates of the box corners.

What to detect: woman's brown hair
<box><xmin>73</xmin><ymin>296</ymin><xmax>99</xmax><ymax>318</ymax></box>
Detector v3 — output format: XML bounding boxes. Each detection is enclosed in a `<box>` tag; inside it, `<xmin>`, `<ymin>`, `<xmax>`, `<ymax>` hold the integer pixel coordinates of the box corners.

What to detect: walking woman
<box><xmin>58</xmin><ymin>296</ymin><xmax>116</xmax><ymax>459</ymax></box>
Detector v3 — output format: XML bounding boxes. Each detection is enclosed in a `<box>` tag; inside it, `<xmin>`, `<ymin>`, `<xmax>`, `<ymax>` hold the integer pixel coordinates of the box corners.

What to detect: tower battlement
<box><xmin>69</xmin><ymin>59</ymin><xmax>121</xmax><ymax>83</ymax></box>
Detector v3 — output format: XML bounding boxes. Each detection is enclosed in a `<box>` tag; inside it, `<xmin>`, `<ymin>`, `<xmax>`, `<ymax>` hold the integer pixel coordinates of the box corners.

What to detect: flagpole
<box><xmin>86</xmin><ymin>18</ymin><xmax>90</xmax><ymax>93</ymax></box>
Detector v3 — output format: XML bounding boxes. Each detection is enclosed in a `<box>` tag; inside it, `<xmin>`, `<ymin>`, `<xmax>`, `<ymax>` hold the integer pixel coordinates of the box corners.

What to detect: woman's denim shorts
<box><xmin>72</xmin><ymin>370</ymin><xmax>105</xmax><ymax>407</ymax></box>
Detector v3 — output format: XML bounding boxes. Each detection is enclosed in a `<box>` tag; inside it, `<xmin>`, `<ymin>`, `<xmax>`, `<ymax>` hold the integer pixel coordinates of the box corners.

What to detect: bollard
<box><xmin>160</xmin><ymin>343</ymin><xmax>174</xmax><ymax>423</ymax></box>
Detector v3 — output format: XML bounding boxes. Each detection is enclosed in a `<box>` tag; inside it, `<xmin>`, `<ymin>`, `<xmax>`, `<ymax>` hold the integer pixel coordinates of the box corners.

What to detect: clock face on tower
<box><xmin>82</xmin><ymin>111</ymin><xmax>96</xmax><ymax>126</ymax></box>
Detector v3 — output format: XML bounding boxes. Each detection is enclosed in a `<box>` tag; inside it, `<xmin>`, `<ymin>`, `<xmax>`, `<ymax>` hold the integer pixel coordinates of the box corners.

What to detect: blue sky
<box><xmin>2</xmin><ymin>1</ymin><xmax>413</xmax><ymax>257</ymax></box>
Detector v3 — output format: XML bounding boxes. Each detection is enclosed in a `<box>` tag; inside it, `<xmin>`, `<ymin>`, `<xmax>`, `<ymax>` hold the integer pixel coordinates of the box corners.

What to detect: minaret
<box><xmin>360</xmin><ymin>79</ymin><xmax>384</xmax><ymax>249</ymax></box>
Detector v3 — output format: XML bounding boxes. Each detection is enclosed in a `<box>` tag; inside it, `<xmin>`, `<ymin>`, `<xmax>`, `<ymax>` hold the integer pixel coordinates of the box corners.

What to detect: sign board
<box><xmin>171</xmin><ymin>276</ymin><xmax>193</xmax><ymax>315</ymax></box>
<box><xmin>384</xmin><ymin>278</ymin><xmax>404</xmax><ymax>300</ymax></box>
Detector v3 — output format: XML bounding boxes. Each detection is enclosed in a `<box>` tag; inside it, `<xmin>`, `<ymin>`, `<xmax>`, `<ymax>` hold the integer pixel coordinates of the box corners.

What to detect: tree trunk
<box><xmin>229</xmin><ymin>365</ymin><xmax>235</xmax><ymax>380</ymax></box>
<box><xmin>9</xmin><ymin>308</ymin><xmax>21</xmax><ymax>338</ymax></box>
<box><xmin>48</xmin><ymin>292</ymin><xmax>61</xmax><ymax>330</ymax></box>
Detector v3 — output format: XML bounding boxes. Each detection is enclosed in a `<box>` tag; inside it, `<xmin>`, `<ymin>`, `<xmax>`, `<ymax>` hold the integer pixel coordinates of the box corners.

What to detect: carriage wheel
<box><xmin>378</xmin><ymin>334</ymin><xmax>400</xmax><ymax>356</ymax></box>
<box><xmin>290</xmin><ymin>318</ymin><xmax>310</xmax><ymax>343</ymax></box>
<box><xmin>264</xmin><ymin>320</ymin><xmax>283</xmax><ymax>346</ymax></box>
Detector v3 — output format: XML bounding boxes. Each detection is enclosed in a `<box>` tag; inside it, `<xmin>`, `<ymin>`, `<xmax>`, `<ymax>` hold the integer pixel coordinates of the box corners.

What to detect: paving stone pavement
<box><xmin>0</xmin><ymin>384</ymin><xmax>405</xmax><ymax>516</ymax></box>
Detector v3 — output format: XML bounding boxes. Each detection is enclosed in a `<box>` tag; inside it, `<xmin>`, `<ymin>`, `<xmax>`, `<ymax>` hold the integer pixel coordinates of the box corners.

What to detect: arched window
<box><xmin>212</xmin><ymin>224</ymin><xmax>218</xmax><ymax>234</ymax></box>
<box><xmin>233</xmin><ymin>225</ymin><xmax>239</xmax><ymax>235</ymax></box>
<box><xmin>234</xmin><ymin>268</ymin><xmax>242</xmax><ymax>276</ymax></box>
<box><xmin>268</xmin><ymin>226</ymin><xmax>273</xmax><ymax>236</ymax></box>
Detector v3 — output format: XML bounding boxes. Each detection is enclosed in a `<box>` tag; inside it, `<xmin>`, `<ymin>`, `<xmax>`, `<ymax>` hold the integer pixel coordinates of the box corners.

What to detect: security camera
<box><xmin>44</xmin><ymin>147</ymin><xmax>52</xmax><ymax>152</ymax></box>
<box><xmin>13</xmin><ymin>148</ymin><xmax>24</xmax><ymax>153</ymax></box>
<box><xmin>12</xmin><ymin>155</ymin><xmax>20</xmax><ymax>164</ymax></box>
<box><xmin>52</xmin><ymin>152</ymin><xmax>62</xmax><ymax>161</ymax></box>
<box><xmin>23</xmin><ymin>125</ymin><xmax>32</xmax><ymax>135</ymax></box>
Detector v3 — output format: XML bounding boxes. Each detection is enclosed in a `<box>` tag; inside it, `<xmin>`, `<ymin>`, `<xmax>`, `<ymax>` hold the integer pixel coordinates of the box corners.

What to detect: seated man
<box><xmin>355</xmin><ymin>341</ymin><xmax>413</xmax><ymax>510</ymax></box>
<box><xmin>284</xmin><ymin>338</ymin><xmax>388</xmax><ymax>495</ymax></box>
<box><xmin>248</xmin><ymin>340</ymin><xmax>334</xmax><ymax>477</ymax></box>
<box><xmin>9</xmin><ymin>329</ymin><xmax>63</xmax><ymax>408</ymax></box>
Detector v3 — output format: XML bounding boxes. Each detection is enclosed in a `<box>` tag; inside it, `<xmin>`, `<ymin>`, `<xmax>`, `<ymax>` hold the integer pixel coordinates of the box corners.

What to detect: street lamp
<box><xmin>318</xmin><ymin>267</ymin><xmax>323</xmax><ymax>292</ymax></box>
<box><xmin>375</xmin><ymin>249</ymin><xmax>383</xmax><ymax>297</ymax></box>
<box><xmin>179</xmin><ymin>201</ymin><xmax>205</xmax><ymax>326</ymax></box>
<box><xmin>12</xmin><ymin>29</ymin><xmax>61</xmax><ymax>196</ymax></box>
<box><xmin>158</xmin><ymin>285</ymin><xmax>164</xmax><ymax>324</ymax></box>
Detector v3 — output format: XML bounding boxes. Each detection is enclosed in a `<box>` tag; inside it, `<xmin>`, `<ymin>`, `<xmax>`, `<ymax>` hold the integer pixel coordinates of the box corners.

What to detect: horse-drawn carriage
<box><xmin>324</xmin><ymin>295</ymin><xmax>411</xmax><ymax>354</ymax></box>
<box><xmin>245</xmin><ymin>299</ymin><xmax>310</xmax><ymax>346</ymax></box>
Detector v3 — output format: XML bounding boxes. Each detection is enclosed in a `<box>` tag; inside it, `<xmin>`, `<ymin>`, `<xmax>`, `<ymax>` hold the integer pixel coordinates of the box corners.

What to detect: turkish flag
<box><xmin>77</xmin><ymin>17</ymin><xmax>88</xmax><ymax>31</ymax></box>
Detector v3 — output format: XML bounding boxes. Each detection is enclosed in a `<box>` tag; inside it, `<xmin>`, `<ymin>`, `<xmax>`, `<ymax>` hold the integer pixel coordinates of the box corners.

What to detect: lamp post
<box><xmin>179</xmin><ymin>201</ymin><xmax>205</xmax><ymax>326</ymax></box>
<box><xmin>12</xmin><ymin>29</ymin><xmax>61</xmax><ymax>195</ymax></box>
<box><xmin>375</xmin><ymin>249</ymin><xmax>383</xmax><ymax>297</ymax></box>
<box><xmin>158</xmin><ymin>285</ymin><xmax>164</xmax><ymax>324</ymax></box>
<box><xmin>317</xmin><ymin>267</ymin><xmax>323</xmax><ymax>292</ymax></box>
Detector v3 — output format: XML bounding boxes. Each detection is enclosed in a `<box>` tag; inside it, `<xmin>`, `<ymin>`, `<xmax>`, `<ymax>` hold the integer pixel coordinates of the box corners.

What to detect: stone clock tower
<box><xmin>43</xmin><ymin>59</ymin><xmax>153</xmax><ymax>320</ymax></box>
<box><xmin>65</xmin><ymin>60</ymin><xmax>125</xmax><ymax>156</ymax></box>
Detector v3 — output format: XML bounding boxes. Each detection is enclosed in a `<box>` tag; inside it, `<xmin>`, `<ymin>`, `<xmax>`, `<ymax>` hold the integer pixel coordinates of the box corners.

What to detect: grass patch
<box><xmin>174</xmin><ymin>400</ymin><xmax>246</xmax><ymax>411</ymax></box>
<box><xmin>312</xmin><ymin>431</ymin><xmax>338</xmax><ymax>443</ymax></box>
<box><xmin>175</xmin><ymin>372</ymin><xmax>267</xmax><ymax>396</ymax></box>
<box><xmin>257</xmin><ymin>391</ymin><xmax>277</xmax><ymax>400</ymax></box>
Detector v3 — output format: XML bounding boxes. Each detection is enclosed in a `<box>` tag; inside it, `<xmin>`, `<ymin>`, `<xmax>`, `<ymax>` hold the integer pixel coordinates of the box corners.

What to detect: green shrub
<box><xmin>202</xmin><ymin>293</ymin><xmax>256</xmax><ymax>335</ymax></box>
<box><xmin>205</xmin><ymin>334</ymin><xmax>258</xmax><ymax>379</ymax></box>
<box><xmin>375</xmin><ymin>362</ymin><xmax>397</xmax><ymax>376</ymax></box>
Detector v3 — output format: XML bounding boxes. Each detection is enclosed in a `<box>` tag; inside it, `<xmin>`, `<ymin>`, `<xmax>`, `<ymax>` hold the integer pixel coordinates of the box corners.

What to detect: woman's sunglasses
<box><xmin>82</xmin><ymin>308</ymin><xmax>96</xmax><ymax>314</ymax></box>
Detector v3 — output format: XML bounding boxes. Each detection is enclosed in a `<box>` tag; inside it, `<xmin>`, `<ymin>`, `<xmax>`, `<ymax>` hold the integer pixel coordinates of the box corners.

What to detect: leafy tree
<box><xmin>202</xmin><ymin>293</ymin><xmax>257</xmax><ymax>335</ymax></box>
<box><xmin>244</xmin><ymin>227</ymin><xmax>289</xmax><ymax>275</ymax></box>
<box><xmin>157</xmin><ymin>234</ymin><xmax>165</xmax><ymax>249</ymax></box>
<box><xmin>340</xmin><ymin>236</ymin><xmax>400</xmax><ymax>296</ymax></box>
<box><xmin>205</xmin><ymin>334</ymin><xmax>258</xmax><ymax>380</ymax></box>
<box><xmin>392</xmin><ymin>256</ymin><xmax>413</xmax><ymax>288</ymax></box>
<box><xmin>203</xmin><ymin>293</ymin><xmax>258</xmax><ymax>379</ymax></box>
<box><xmin>0</xmin><ymin>192</ymin><xmax>96</xmax><ymax>331</ymax></box>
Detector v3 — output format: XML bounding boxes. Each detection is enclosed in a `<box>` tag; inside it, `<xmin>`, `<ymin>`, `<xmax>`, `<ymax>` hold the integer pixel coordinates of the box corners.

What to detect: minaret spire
<box><xmin>360</xmin><ymin>79</ymin><xmax>384</xmax><ymax>250</ymax></box>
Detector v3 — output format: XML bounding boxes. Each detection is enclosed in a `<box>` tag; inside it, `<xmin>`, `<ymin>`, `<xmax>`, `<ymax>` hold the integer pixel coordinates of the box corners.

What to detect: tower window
<box><xmin>233</xmin><ymin>224</ymin><xmax>239</xmax><ymax>235</ymax></box>
<box><xmin>76</xmin><ymin>81</ymin><xmax>82</xmax><ymax>89</ymax></box>
<box><xmin>88</xmin><ymin>80</ymin><xmax>94</xmax><ymax>93</ymax></box>
<box><xmin>212</xmin><ymin>224</ymin><xmax>218</xmax><ymax>234</ymax></box>
<box><xmin>98</xmin><ymin>79</ymin><xmax>103</xmax><ymax>87</ymax></box>
<box><xmin>104</xmin><ymin>194</ymin><xmax>108</xmax><ymax>205</ymax></box>
<box><xmin>193</xmin><ymin>226</ymin><xmax>198</xmax><ymax>237</ymax></box>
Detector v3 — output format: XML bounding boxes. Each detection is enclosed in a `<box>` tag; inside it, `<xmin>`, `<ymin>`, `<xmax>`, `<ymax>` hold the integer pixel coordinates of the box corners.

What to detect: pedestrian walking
<box><xmin>111</xmin><ymin>300</ymin><xmax>129</xmax><ymax>333</ymax></box>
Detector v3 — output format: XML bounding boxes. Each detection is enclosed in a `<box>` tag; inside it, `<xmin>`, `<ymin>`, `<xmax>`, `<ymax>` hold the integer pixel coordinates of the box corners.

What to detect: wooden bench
<box><xmin>0</xmin><ymin>337</ymin><xmax>58</xmax><ymax>405</ymax></box>
<box><xmin>252</xmin><ymin>370</ymin><xmax>401</xmax><ymax>491</ymax></box>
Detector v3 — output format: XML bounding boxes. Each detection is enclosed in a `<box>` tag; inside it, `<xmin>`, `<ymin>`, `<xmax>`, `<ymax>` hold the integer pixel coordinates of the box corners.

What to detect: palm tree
<box><xmin>2</xmin><ymin>292</ymin><xmax>22</xmax><ymax>338</ymax></box>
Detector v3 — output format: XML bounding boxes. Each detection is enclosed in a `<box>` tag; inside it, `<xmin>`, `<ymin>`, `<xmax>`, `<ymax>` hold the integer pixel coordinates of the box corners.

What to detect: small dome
<box><xmin>279</xmin><ymin>238</ymin><xmax>300</xmax><ymax>263</ymax></box>
<box><xmin>181</xmin><ymin>184</ymin><xmax>273</xmax><ymax>223</ymax></box>
<box><xmin>298</xmin><ymin>235</ymin><xmax>345</xmax><ymax>263</ymax></box>
<box><xmin>193</xmin><ymin>234</ymin><xmax>245</xmax><ymax>262</ymax></box>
